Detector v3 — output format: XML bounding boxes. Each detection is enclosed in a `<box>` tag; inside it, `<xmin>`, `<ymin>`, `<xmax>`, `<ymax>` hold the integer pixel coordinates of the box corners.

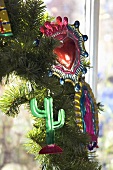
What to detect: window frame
<box><xmin>85</xmin><ymin>0</ymin><xmax>100</xmax><ymax>97</ymax></box>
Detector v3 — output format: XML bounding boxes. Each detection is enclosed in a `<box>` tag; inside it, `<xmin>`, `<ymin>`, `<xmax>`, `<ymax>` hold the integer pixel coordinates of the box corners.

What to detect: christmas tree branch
<box><xmin>0</xmin><ymin>78</ymin><xmax>46</xmax><ymax>116</ymax></box>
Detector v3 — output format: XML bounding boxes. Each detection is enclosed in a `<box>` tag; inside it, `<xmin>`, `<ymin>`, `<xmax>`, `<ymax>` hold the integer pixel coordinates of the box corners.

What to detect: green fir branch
<box><xmin>0</xmin><ymin>85</ymin><xmax>27</xmax><ymax>116</ymax></box>
<box><xmin>0</xmin><ymin>0</ymin><xmax>57</xmax><ymax>82</ymax></box>
<box><xmin>4</xmin><ymin>0</ymin><xmax>46</xmax><ymax>37</ymax></box>
<box><xmin>0</xmin><ymin>78</ymin><xmax>46</xmax><ymax>116</ymax></box>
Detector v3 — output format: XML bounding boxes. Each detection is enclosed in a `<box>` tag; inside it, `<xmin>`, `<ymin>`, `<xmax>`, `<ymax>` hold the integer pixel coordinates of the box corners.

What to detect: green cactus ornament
<box><xmin>30</xmin><ymin>96</ymin><xmax>65</xmax><ymax>154</ymax></box>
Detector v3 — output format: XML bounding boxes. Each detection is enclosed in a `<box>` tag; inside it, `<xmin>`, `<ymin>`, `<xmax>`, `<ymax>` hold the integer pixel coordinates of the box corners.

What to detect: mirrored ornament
<box><xmin>82</xmin><ymin>35</ymin><xmax>88</xmax><ymax>41</ymax></box>
<box><xmin>74</xmin><ymin>83</ymin><xmax>80</xmax><ymax>92</ymax></box>
<box><xmin>33</xmin><ymin>39</ymin><xmax>40</xmax><ymax>47</ymax></box>
<box><xmin>40</xmin><ymin>16</ymin><xmax>88</xmax><ymax>85</ymax></box>
<box><xmin>48</xmin><ymin>71</ymin><xmax>53</xmax><ymax>77</ymax></box>
<box><xmin>74</xmin><ymin>20</ymin><xmax>80</xmax><ymax>28</ymax></box>
<box><xmin>60</xmin><ymin>78</ymin><xmax>65</xmax><ymax>85</ymax></box>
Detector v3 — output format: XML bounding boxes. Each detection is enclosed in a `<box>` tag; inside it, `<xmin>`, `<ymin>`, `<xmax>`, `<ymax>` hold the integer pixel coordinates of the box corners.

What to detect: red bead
<box><xmin>63</xmin><ymin>17</ymin><xmax>68</xmax><ymax>26</ymax></box>
<box><xmin>56</xmin><ymin>16</ymin><xmax>62</xmax><ymax>25</ymax></box>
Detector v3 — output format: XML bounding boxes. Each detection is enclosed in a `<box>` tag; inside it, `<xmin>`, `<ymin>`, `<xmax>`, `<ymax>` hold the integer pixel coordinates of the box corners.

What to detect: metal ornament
<box><xmin>74</xmin><ymin>78</ymin><xmax>99</xmax><ymax>150</ymax></box>
<box><xmin>40</xmin><ymin>16</ymin><xmax>88</xmax><ymax>85</ymax></box>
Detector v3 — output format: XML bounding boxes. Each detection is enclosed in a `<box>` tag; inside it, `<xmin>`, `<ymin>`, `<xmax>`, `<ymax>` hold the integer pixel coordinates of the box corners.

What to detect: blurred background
<box><xmin>0</xmin><ymin>0</ymin><xmax>113</xmax><ymax>169</ymax></box>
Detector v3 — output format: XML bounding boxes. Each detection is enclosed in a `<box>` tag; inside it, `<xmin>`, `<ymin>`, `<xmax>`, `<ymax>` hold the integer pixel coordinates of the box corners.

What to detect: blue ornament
<box><xmin>48</xmin><ymin>71</ymin><xmax>53</xmax><ymax>77</ymax></box>
<box><xmin>82</xmin><ymin>35</ymin><xmax>88</xmax><ymax>41</ymax></box>
<box><xmin>60</xmin><ymin>78</ymin><xmax>64</xmax><ymax>85</ymax></box>
<box><xmin>74</xmin><ymin>21</ymin><xmax>80</xmax><ymax>28</ymax></box>
<box><xmin>84</xmin><ymin>52</ymin><xmax>88</xmax><ymax>57</ymax></box>
<box><xmin>83</xmin><ymin>67</ymin><xmax>87</xmax><ymax>74</ymax></box>
<box><xmin>33</xmin><ymin>39</ymin><xmax>40</xmax><ymax>47</ymax></box>
<box><xmin>75</xmin><ymin>83</ymin><xmax>80</xmax><ymax>92</ymax></box>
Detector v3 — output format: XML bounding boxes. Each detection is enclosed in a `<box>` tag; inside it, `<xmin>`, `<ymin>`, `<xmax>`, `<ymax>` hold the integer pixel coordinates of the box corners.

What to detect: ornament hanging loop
<box><xmin>47</xmin><ymin>89</ymin><xmax>51</xmax><ymax>97</ymax></box>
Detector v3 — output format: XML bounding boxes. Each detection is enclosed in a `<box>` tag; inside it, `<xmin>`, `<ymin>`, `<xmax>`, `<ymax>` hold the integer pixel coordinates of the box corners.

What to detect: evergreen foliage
<box><xmin>0</xmin><ymin>0</ymin><xmax>101</xmax><ymax>169</ymax></box>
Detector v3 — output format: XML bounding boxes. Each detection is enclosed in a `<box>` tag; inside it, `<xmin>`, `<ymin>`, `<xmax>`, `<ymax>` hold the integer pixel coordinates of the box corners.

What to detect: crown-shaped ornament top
<box><xmin>40</xmin><ymin>16</ymin><xmax>88</xmax><ymax>85</ymax></box>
